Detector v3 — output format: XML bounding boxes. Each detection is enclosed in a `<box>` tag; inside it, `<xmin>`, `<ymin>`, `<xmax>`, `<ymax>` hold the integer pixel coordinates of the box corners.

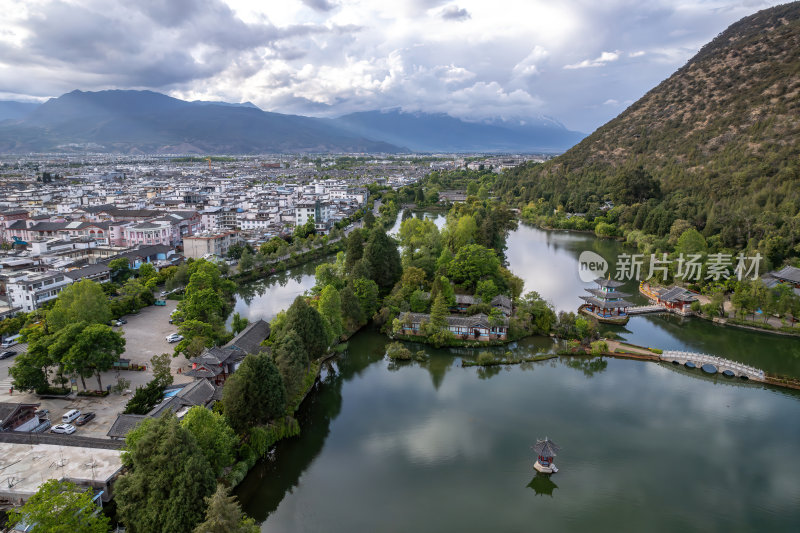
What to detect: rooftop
<box><xmin>0</xmin><ymin>442</ymin><xmax>123</xmax><ymax>501</ymax></box>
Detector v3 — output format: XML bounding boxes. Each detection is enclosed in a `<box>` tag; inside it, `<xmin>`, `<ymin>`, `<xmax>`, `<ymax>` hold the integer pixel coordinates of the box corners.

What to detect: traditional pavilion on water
<box><xmin>533</xmin><ymin>437</ymin><xmax>560</xmax><ymax>474</ymax></box>
<box><xmin>579</xmin><ymin>277</ymin><xmax>635</xmax><ymax>324</ymax></box>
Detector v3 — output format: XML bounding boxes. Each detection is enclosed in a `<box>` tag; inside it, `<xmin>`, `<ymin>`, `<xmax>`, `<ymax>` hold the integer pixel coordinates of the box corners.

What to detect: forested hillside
<box><xmin>496</xmin><ymin>1</ymin><xmax>800</xmax><ymax>265</ymax></box>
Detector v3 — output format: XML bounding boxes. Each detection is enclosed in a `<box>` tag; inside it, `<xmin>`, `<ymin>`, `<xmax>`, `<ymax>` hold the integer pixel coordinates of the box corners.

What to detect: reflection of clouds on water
<box><xmin>361</xmin><ymin>412</ymin><xmax>493</xmax><ymax>465</ymax></box>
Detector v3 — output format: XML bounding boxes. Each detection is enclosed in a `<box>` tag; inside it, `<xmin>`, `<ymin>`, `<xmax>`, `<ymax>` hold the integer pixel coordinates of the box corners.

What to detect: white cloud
<box><xmin>0</xmin><ymin>0</ymin><xmax>790</xmax><ymax>132</ymax></box>
<box><xmin>603</xmin><ymin>98</ymin><xmax>619</xmax><ymax>105</ymax></box>
<box><xmin>563</xmin><ymin>50</ymin><xmax>621</xmax><ymax>69</ymax></box>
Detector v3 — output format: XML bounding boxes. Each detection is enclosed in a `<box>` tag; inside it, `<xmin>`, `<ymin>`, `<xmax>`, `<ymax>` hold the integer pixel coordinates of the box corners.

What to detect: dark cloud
<box><xmin>439</xmin><ymin>5</ymin><xmax>471</xmax><ymax>21</ymax></box>
<box><xmin>300</xmin><ymin>0</ymin><xmax>337</xmax><ymax>12</ymax></box>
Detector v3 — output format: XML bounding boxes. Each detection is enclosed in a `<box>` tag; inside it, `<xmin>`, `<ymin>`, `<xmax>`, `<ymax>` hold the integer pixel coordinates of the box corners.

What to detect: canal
<box><xmin>234</xmin><ymin>218</ymin><xmax>800</xmax><ymax>532</ymax></box>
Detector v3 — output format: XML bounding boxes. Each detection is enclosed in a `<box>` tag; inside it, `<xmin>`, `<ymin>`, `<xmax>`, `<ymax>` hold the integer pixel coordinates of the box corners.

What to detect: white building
<box><xmin>6</xmin><ymin>270</ymin><xmax>72</xmax><ymax>312</ymax></box>
<box><xmin>294</xmin><ymin>199</ymin><xmax>331</xmax><ymax>227</ymax></box>
<box><xmin>183</xmin><ymin>231</ymin><xmax>241</xmax><ymax>259</ymax></box>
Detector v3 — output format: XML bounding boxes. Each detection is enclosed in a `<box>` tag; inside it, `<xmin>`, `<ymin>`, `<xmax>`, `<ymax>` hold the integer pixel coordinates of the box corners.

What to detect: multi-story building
<box><xmin>183</xmin><ymin>231</ymin><xmax>241</xmax><ymax>259</ymax></box>
<box><xmin>6</xmin><ymin>270</ymin><xmax>72</xmax><ymax>312</ymax></box>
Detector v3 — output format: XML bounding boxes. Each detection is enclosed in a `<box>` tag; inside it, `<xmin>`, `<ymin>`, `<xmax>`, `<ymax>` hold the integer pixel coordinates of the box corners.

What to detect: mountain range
<box><xmin>0</xmin><ymin>91</ymin><xmax>584</xmax><ymax>154</ymax></box>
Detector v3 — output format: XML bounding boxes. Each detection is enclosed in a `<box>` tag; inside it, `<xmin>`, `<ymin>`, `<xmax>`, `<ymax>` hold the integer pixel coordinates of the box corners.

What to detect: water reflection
<box><xmin>527</xmin><ymin>473</ymin><xmax>559</xmax><ymax>497</ymax></box>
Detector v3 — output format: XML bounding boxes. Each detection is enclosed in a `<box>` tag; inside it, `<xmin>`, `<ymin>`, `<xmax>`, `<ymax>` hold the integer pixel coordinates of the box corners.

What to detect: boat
<box><xmin>532</xmin><ymin>437</ymin><xmax>560</xmax><ymax>474</ymax></box>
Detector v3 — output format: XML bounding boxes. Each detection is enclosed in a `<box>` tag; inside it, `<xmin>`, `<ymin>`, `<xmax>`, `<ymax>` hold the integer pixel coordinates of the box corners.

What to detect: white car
<box><xmin>50</xmin><ymin>424</ymin><xmax>76</xmax><ymax>435</ymax></box>
<box><xmin>166</xmin><ymin>333</ymin><xmax>183</xmax><ymax>343</ymax></box>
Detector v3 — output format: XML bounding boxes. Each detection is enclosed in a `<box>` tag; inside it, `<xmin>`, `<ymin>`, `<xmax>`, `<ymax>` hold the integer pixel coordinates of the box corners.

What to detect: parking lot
<box><xmin>0</xmin><ymin>299</ymin><xmax>192</xmax><ymax>438</ymax></box>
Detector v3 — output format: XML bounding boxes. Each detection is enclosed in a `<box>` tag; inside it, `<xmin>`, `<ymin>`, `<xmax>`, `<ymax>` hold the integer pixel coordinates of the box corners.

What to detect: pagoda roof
<box><xmin>579</xmin><ymin>296</ymin><xmax>635</xmax><ymax>308</ymax></box>
<box><xmin>585</xmin><ymin>288</ymin><xmax>632</xmax><ymax>299</ymax></box>
<box><xmin>594</xmin><ymin>278</ymin><xmax>625</xmax><ymax>288</ymax></box>
<box><xmin>532</xmin><ymin>437</ymin><xmax>560</xmax><ymax>457</ymax></box>
<box><xmin>657</xmin><ymin>286</ymin><xmax>698</xmax><ymax>303</ymax></box>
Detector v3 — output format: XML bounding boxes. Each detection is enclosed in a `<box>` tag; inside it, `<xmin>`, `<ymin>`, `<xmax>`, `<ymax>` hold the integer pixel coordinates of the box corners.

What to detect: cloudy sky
<box><xmin>0</xmin><ymin>0</ymin><xmax>786</xmax><ymax>132</ymax></box>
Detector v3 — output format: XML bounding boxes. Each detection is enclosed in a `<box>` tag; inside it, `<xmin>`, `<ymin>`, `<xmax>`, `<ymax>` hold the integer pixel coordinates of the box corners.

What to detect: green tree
<box><xmin>109</xmin><ymin>257</ymin><xmax>133</xmax><ymax>283</ymax></box>
<box><xmin>353</xmin><ymin>278</ymin><xmax>380</xmax><ymax>318</ymax></box>
<box><xmin>180</xmin><ymin>406</ymin><xmax>239</xmax><ymax>476</ymax></box>
<box><xmin>150</xmin><ymin>352</ymin><xmax>174</xmax><ymax>387</ymax></box>
<box><xmin>231</xmin><ymin>312</ymin><xmax>249</xmax><ymax>335</ymax></box>
<box><xmin>339</xmin><ymin>285</ymin><xmax>365</xmax><ymax>330</ymax></box>
<box><xmin>676</xmin><ymin>228</ymin><xmax>708</xmax><ymax>255</ymax></box>
<box><xmin>66</xmin><ymin>324</ymin><xmax>125</xmax><ymax>390</ymax></box>
<box><xmin>116</xmin><ymin>413</ymin><xmax>216</xmax><ymax>533</ymax></box>
<box><xmin>447</xmin><ymin>244</ymin><xmax>501</xmax><ymax>290</ymax></box>
<box><xmin>271</xmin><ymin>329</ymin><xmax>308</xmax><ymax>400</ymax></box>
<box><xmin>344</xmin><ymin>230</ymin><xmax>364</xmax><ymax>270</ymax></box>
<box><xmin>222</xmin><ymin>353</ymin><xmax>287</xmax><ymax>433</ymax></box>
<box><xmin>138</xmin><ymin>262</ymin><xmax>157</xmax><ymax>282</ymax></box>
<box><xmin>6</xmin><ymin>479</ymin><xmax>111</xmax><ymax>533</ymax></box>
<box><xmin>47</xmin><ymin>280</ymin><xmax>111</xmax><ymax>332</ymax></box>
<box><xmin>194</xmin><ymin>485</ymin><xmax>260</xmax><ymax>533</ymax></box>
<box><xmin>283</xmin><ymin>296</ymin><xmax>329</xmax><ymax>358</ymax></box>
<box><xmin>318</xmin><ymin>285</ymin><xmax>343</xmax><ymax>342</ymax></box>
<box><xmin>362</xmin><ymin>229</ymin><xmax>402</xmax><ymax>292</ymax></box>
<box><xmin>476</xmin><ymin>279</ymin><xmax>500</xmax><ymax>304</ymax></box>
<box><xmin>238</xmin><ymin>247</ymin><xmax>254</xmax><ymax>272</ymax></box>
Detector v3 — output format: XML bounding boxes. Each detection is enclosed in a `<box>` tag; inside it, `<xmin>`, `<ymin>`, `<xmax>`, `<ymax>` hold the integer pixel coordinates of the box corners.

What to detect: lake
<box><xmin>234</xmin><ymin>218</ymin><xmax>800</xmax><ymax>532</ymax></box>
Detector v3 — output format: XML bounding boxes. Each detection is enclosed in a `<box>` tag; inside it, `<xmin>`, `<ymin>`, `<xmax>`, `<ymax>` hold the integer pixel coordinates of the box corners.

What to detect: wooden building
<box><xmin>579</xmin><ymin>278</ymin><xmax>634</xmax><ymax>324</ymax></box>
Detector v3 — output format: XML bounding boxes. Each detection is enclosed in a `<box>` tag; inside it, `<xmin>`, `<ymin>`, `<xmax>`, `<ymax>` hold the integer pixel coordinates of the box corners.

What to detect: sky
<box><xmin>0</xmin><ymin>0</ymin><xmax>788</xmax><ymax>132</ymax></box>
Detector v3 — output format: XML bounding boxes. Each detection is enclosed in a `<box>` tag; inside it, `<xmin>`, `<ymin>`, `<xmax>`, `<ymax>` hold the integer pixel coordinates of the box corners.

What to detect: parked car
<box><xmin>50</xmin><ymin>424</ymin><xmax>76</xmax><ymax>435</ymax></box>
<box><xmin>1</xmin><ymin>335</ymin><xmax>20</xmax><ymax>348</ymax></box>
<box><xmin>166</xmin><ymin>333</ymin><xmax>183</xmax><ymax>343</ymax></box>
<box><xmin>75</xmin><ymin>412</ymin><xmax>96</xmax><ymax>426</ymax></box>
<box><xmin>154</xmin><ymin>299</ymin><xmax>166</xmax><ymax>306</ymax></box>
<box><xmin>35</xmin><ymin>408</ymin><xmax>49</xmax><ymax>419</ymax></box>
<box><xmin>118</xmin><ymin>318</ymin><xmax>127</xmax><ymax>324</ymax></box>
<box><xmin>0</xmin><ymin>350</ymin><xmax>15</xmax><ymax>360</ymax></box>
<box><xmin>112</xmin><ymin>320</ymin><xmax>124</xmax><ymax>327</ymax></box>
<box><xmin>61</xmin><ymin>409</ymin><xmax>81</xmax><ymax>423</ymax></box>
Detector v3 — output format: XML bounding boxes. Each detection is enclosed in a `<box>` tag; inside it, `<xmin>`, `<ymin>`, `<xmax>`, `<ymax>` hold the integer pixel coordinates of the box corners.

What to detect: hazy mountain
<box><xmin>497</xmin><ymin>1</ymin><xmax>800</xmax><ymax>255</ymax></box>
<box><xmin>0</xmin><ymin>101</ymin><xmax>40</xmax><ymax>122</ymax></box>
<box><xmin>0</xmin><ymin>90</ymin><xmax>401</xmax><ymax>154</ymax></box>
<box><xmin>332</xmin><ymin>109</ymin><xmax>585</xmax><ymax>153</ymax></box>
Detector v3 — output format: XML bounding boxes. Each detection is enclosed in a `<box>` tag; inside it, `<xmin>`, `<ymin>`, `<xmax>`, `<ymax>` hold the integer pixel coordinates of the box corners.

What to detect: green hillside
<box><xmin>497</xmin><ymin>1</ymin><xmax>800</xmax><ymax>265</ymax></box>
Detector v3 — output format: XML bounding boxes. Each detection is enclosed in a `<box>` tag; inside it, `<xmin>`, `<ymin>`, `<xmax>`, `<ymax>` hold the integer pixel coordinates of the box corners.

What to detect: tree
<box><xmin>447</xmin><ymin>244</ymin><xmax>501</xmax><ymax>290</ymax></box>
<box><xmin>353</xmin><ymin>278</ymin><xmax>380</xmax><ymax>318</ymax></box>
<box><xmin>676</xmin><ymin>228</ymin><xmax>708</xmax><ymax>255</ymax></box>
<box><xmin>138</xmin><ymin>262</ymin><xmax>157</xmax><ymax>282</ymax></box>
<box><xmin>271</xmin><ymin>330</ymin><xmax>308</xmax><ymax>400</ymax></box>
<box><xmin>476</xmin><ymin>279</ymin><xmax>500</xmax><ymax>304</ymax></box>
<box><xmin>109</xmin><ymin>257</ymin><xmax>133</xmax><ymax>283</ymax></box>
<box><xmin>318</xmin><ymin>285</ymin><xmax>343</xmax><ymax>343</ymax></box>
<box><xmin>51</xmin><ymin>321</ymin><xmax>91</xmax><ymax>390</ymax></box>
<box><xmin>116</xmin><ymin>413</ymin><xmax>216</xmax><ymax>533</ymax></box>
<box><xmin>231</xmin><ymin>312</ymin><xmax>249</xmax><ymax>335</ymax></box>
<box><xmin>427</xmin><ymin>294</ymin><xmax>449</xmax><ymax>336</ymax></box>
<box><xmin>410</xmin><ymin>289</ymin><xmax>430</xmax><ymax>313</ymax></box>
<box><xmin>150</xmin><ymin>352</ymin><xmax>174</xmax><ymax>388</ymax></box>
<box><xmin>194</xmin><ymin>485</ymin><xmax>260</xmax><ymax>533</ymax></box>
<box><xmin>339</xmin><ymin>285</ymin><xmax>365</xmax><ymax>330</ymax></box>
<box><xmin>66</xmin><ymin>324</ymin><xmax>126</xmax><ymax>390</ymax></box>
<box><xmin>362</xmin><ymin>229</ymin><xmax>402</xmax><ymax>292</ymax></box>
<box><xmin>238</xmin><ymin>247</ymin><xmax>254</xmax><ymax>272</ymax></box>
<box><xmin>344</xmin><ymin>230</ymin><xmax>364</xmax><ymax>270</ymax></box>
<box><xmin>222</xmin><ymin>353</ymin><xmax>287</xmax><ymax>434</ymax></box>
<box><xmin>124</xmin><ymin>379</ymin><xmax>166</xmax><ymax>414</ymax></box>
<box><xmin>283</xmin><ymin>296</ymin><xmax>329</xmax><ymax>358</ymax></box>
<box><xmin>180</xmin><ymin>407</ymin><xmax>239</xmax><ymax>476</ymax></box>
<box><xmin>47</xmin><ymin>280</ymin><xmax>111</xmax><ymax>332</ymax></box>
<box><xmin>6</xmin><ymin>479</ymin><xmax>111</xmax><ymax>533</ymax></box>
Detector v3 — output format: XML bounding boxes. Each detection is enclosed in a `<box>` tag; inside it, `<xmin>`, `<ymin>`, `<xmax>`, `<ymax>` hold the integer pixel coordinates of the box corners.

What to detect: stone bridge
<box><xmin>660</xmin><ymin>350</ymin><xmax>765</xmax><ymax>381</ymax></box>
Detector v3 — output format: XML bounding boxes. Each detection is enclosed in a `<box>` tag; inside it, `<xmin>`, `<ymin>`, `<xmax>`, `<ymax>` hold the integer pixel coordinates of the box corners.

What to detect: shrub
<box><xmin>386</xmin><ymin>341</ymin><xmax>413</xmax><ymax>360</ymax></box>
<box><xmin>476</xmin><ymin>351</ymin><xmax>497</xmax><ymax>365</ymax></box>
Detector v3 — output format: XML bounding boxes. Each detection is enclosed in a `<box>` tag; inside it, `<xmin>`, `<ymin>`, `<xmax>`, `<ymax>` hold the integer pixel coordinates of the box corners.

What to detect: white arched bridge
<box><xmin>660</xmin><ymin>350</ymin><xmax>766</xmax><ymax>381</ymax></box>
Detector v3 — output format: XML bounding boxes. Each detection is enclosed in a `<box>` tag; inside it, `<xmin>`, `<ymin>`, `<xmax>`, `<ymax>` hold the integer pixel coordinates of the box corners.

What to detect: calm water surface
<box><xmin>234</xmin><ymin>220</ymin><xmax>800</xmax><ymax>532</ymax></box>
